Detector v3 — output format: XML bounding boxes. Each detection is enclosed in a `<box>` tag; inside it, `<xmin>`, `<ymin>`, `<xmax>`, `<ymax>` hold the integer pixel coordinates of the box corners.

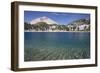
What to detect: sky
<box><xmin>24</xmin><ymin>11</ymin><xmax>90</xmax><ymax>25</ymax></box>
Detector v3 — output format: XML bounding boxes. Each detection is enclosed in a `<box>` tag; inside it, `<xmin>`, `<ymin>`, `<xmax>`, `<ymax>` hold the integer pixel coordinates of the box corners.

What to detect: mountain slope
<box><xmin>30</xmin><ymin>16</ymin><xmax>58</xmax><ymax>25</ymax></box>
<box><xmin>68</xmin><ymin>19</ymin><xmax>90</xmax><ymax>25</ymax></box>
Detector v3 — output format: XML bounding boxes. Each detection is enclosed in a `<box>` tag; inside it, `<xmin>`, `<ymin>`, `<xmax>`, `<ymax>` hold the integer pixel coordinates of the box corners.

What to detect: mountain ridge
<box><xmin>30</xmin><ymin>16</ymin><xmax>58</xmax><ymax>25</ymax></box>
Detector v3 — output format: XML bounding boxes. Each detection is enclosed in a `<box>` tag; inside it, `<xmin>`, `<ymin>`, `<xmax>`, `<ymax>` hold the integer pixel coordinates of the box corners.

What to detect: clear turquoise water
<box><xmin>24</xmin><ymin>32</ymin><xmax>90</xmax><ymax>61</ymax></box>
<box><xmin>24</xmin><ymin>32</ymin><xmax>90</xmax><ymax>49</ymax></box>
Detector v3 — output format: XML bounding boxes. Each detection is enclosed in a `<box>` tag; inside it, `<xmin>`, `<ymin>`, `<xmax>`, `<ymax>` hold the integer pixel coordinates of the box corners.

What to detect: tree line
<box><xmin>24</xmin><ymin>22</ymin><xmax>70</xmax><ymax>31</ymax></box>
<box><xmin>24</xmin><ymin>18</ymin><xmax>90</xmax><ymax>31</ymax></box>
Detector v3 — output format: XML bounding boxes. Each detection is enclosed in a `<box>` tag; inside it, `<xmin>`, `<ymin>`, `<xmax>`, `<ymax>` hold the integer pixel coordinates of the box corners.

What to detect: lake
<box><xmin>24</xmin><ymin>32</ymin><xmax>90</xmax><ymax>61</ymax></box>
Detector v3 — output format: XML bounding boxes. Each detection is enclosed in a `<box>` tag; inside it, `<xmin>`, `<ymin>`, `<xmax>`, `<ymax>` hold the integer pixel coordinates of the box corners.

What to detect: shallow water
<box><xmin>24</xmin><ymin>32</ymin><xmax>90</xmax><ymax>61</ymax></box>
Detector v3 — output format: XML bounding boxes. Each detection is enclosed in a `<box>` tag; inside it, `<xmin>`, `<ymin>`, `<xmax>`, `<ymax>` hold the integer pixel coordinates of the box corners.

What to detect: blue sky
<box><xmin>24</xmin><ymin>11</ymin><xmax>90</xmax><ymax>25</ymax></box>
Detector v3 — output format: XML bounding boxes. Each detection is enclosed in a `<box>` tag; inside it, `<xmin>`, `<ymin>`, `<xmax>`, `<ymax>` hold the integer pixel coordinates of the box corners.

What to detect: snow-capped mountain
<box><xmin>30</xmin><ymin>16</ymin><xmax>58</xmax><ymax>25</ymax></box>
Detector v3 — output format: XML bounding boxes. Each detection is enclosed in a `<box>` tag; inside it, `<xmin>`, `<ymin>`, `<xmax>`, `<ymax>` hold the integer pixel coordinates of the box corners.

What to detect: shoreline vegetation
<box><xmin>24</xmin><ymin>18</ymin><xmax>90</xmax><ymax>32</ymax></box>
<box><xmin>24</xmin><ymin>48</ymin><xmax>90</xmax><ymax>61</ymax></box>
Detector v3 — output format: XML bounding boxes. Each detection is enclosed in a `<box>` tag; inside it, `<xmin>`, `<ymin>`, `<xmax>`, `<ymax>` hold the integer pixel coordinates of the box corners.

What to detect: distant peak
<box><xmin>40</xmin><ymin>16</ymin><xmax>48</xmax><ymax>21</ymax></box>
<box><xmin>30</xmin><ymin>16</ymin><xmax>58</xmax><ymax>25</ymax></box>
<box><xmin>41</xmin><ymin>16</ymin><xmax>48</xmax><ymax>19</ymax></box>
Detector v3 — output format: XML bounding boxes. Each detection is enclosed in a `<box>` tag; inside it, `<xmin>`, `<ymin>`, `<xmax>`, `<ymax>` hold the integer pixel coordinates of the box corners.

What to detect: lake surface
<box><xmin>24</xmin><ymin>32</ymin><xmax>90</xmax><ymax>61</ymax></box>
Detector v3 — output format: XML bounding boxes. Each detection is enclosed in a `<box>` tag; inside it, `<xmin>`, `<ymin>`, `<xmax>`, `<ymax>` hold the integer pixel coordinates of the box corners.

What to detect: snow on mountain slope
<box><xmin>30</xmin><ymin>16</ymin><xmax>58</xmax><ymax>25</ymax></box>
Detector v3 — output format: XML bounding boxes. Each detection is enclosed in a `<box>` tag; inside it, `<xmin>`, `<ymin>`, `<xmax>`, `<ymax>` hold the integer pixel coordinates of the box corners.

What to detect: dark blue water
<box><xmin>24</xmin><ymin>32</ymin><xmax>90</xmax><ymax>49</ymax></box>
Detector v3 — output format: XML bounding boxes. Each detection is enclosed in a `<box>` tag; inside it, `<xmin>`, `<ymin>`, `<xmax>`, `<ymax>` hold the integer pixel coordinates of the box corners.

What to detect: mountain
<box><xmin>68</xmin><ymin>19</ymin><xmax>90</xmax><ymax>25</ymax></box>
<box><xmin>30</xmin><ymin>16</ymin><xmax>58</xmax><ymax>25</ymax></box>
<box><xmin>67</xmin><ymin>19</ymin><xmax>90</xmax><ymax>31</ymax></box>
